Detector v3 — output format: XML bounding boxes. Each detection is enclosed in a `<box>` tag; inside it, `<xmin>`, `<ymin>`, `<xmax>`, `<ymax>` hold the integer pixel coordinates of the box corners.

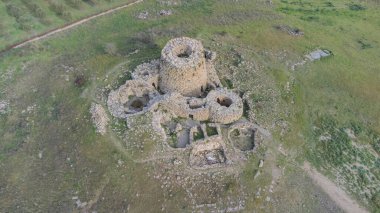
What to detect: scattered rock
<box><xmin>175</xmin><ymin>123</ymin><xmax>183</xmax><ymax>132</ymax></box>
<box><xmin>318</xmin><ymin>133</ymin><xmax>331</xmax><ymax>142</ymax></box>
<box><xmin>137</xmin><ymin>11</ymin><xmax>149</xmax><ymax>19</ymax></box>
<box><xmin>344</xmin><ymin>128</ymin><xmax>356</xmax><ymax>139</ymax></box>
<box><xmin>254</xmin><ymin>170</ymin><xmax>261</xmax><ymax>179</ymax></box>
<box><xmin>205</xmin><ymin>49</ymin><xmax>217</xmax><ymax>61</ymax></box>
<box><xmin>173</xmin><ymin>158</ymin><xmax>182</xmax><ymax>165</ymax></box>
<box><xmin>157</xmin><ymin>0</ymin><xmax>180</xmax><ymax>6</ymax></box>
<box><xmin>278</xmin><ymin>145</ymin><xmax>287</xmax><ymax>156</ymax></box>
<box><xmin>291</xmin><ymin>49</ymin><xmax>332</xmax><ymax>70</ymax></box>
<box><xmin>0</xmin><ymin>100</ymin><xmax>9</xmax><ymax>114</ymax></box>
<box><xmin>274</xmin><ymin>25</ymin><xmax>304</xmax><ymax>36</ymax></box>
<box><xmin>305</xmin><ymin>49</ymin><xmax>332</xmax><ymax>61</ymax></box>
<box><xmin>90</xmin><ymin>103</ymin><xmax>109</xmax><ymax>135</ymax></box>
<box><xmin>259</xmin><ymin>159</ymin><xmax>264</xmax><ymax>168</ymax></box>
<box><xmin>75</xmin><ymin>199</ymin><xmax>87</xmax><ymax>208</ymax></box>
<box><xmin>159</xmin><ymin>9</ymin><xmax>173</xmax><ymax>16</ymax></box>
<box><xmin>290</xmin><ymin>59</ymin><xmax>307</xmax><ymax>71</ymax></box>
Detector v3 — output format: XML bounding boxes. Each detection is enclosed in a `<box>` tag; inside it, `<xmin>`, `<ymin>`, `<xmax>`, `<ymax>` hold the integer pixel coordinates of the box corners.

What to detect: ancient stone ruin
<box><xmin>107</xmin><ymin>37</ymin><xmax>263</xmax><ymax>169</ymax></box>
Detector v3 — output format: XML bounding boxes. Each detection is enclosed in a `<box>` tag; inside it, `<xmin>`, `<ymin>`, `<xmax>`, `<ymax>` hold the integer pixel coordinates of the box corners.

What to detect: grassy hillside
<box><xmin>0</xmin><ymin>0</ymin><xmax>379</xmax><ymax>211</ymax></box>
<box><xmin>0</xmin><ymin>0</ymin><xmax>136</xmax><ymax>50</ymax></box>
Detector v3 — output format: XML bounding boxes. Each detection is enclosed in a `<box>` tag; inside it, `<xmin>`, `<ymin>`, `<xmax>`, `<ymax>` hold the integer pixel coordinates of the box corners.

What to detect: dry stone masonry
<box><xmin>107</xmin><ymin>37</ymin><xmax>266</xmax><ymax>169</ymax></box>
<box><xmin>159</xmin><ymin>37</ymin><xmax>208</xmax><ymax>97</ymax></box>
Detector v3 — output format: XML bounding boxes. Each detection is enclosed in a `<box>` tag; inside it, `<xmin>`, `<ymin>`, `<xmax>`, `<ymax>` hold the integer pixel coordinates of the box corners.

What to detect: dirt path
<box><xmin>2</xmin><ymin>0</ymin><xmax>143</xmax><ymax>52</ymax></box>
<box><xmin>303</xmin><ymin>162</ymin><xmax>368</xmax><ymax>213</ymax></box>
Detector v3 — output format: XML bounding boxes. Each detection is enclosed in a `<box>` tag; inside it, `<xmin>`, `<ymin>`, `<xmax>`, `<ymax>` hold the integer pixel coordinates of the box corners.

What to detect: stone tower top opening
<box><xmin>161</xmin><ymin>37</ymin><xmax>204</xmax><ymax>67</ymax></box>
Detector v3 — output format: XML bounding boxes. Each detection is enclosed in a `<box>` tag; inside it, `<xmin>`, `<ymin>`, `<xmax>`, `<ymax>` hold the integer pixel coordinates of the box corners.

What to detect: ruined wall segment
<box><xmin>132</xmin><ymin>59</ymin><xmax>160</xmax><ymax>89</ymax></box>
<box><xmin>159</xmin><ymin>37</ymin><xmax>208</xmax><ymax>97</ymax></box>
<box><xmin>159</xmin><ymin>93</ymin><xmax>210</xmax><ymax>121</ymax></box>
<box><xmin>107</xmin><ymin>79</ymin><xmax>159</xmax><ymax>119</ymax></box>
<box><xmin>206</xmin><ymin>88</ymin><xmax>243</xmax><ymax>124</ymax></box>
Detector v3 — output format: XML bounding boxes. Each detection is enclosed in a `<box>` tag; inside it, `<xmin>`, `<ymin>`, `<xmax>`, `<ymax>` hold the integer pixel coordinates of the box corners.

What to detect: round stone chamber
<box><xmin>206</xmin><ymin>88</ymin><xmax>243</xmax><ymax>124</ymax></box>
<box><xmin>159</xmin><ymin>37</ymin><xmax>208</xmax><ymax>97</ymax></box>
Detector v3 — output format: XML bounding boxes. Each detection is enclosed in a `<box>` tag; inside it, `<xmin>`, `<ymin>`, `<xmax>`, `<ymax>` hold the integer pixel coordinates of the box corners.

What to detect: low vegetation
<box><xmin>0</xmin><ymin>0</ymin><xmax>136</xmax><ymax>50</ymax></box>
<box><xmin>0</xmin><ymin>0</ymin><xmax>379</xmax><ymax>211</ymax></box>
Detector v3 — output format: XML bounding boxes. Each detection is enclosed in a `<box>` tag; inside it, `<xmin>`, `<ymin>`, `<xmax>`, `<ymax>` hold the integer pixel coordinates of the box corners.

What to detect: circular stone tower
<box><xmin>159</xmin><ymin>37</ymin><xmax>208</xmax><ymax>97</ymax></box>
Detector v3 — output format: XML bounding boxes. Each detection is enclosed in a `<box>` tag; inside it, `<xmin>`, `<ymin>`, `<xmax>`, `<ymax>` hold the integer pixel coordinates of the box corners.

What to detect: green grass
<box><xmin>193</xmin><ymin>130</ymin><xmax>205</xmax><ymax>141</ymax></box>
<box><xmin>0</xmin><ymin>0</ymin><xmax>380</xmax><ymax>211</ymax></box>
<box><xmin>305</xmin><ymin>115</ymin><xmax>380</xmax><ymax>209</ymax></box>
<box><xmin>206</xmin><ymin>124</ymin><xmax>218</xmax><ymax>137</ymax></box>
<box><xmin>0</xmin><ymin>0</ymin><xmax>138</xmax><ymax>50</ymax></box>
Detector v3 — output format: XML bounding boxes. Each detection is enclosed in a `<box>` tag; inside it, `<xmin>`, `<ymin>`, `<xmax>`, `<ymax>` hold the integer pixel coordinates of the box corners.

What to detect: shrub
<box><xmin>357</xmin><ymin>39</ymin><xmax>372</xmax><ymax>49</ymax></box>
<box><xmin>193</xmin><ymin>131</ymin><xmax>204</xmax><ymax>141</ymax></box>
<box><xmin>104</xmin><ymin>43</ymin><xmax>118</xmax><ymax>56</ymax></box>
<box><xmin>325</xmin><ymin>2</ymin><xmax>334</xmax><ymax>7</ymax></box>
<box><xmin>6</xmin><ymin>4</ymin><xmax>23</xmax><ymax>19</ymax></box>
<box><xmin>372</xmin><ymin>192</ymin><xmax>380</xmax><ymax>208</ymax></box>
<box><xmin>74</xmin><ymin>75</ymin><xmax>86</xmax><ymax>87</ymax></box>
<box><xmin>65</xmin><ymin>0</ymin><xmax>82</xmax><ymax>9</ymax></box>
<box><xmin>349</xmin><ymin>4</ymin><xmax>366</xmax><ymax>11</ymax></box>
<box><xmin>18</xmin><ymin>21</ymin><xmax>32</xmax><ymax>31</ymax></box>
<box><xmin>312</xmin><ymin>115</ymin><xmax>352</xmax><ymax>166</ymax></box>
<box><xmin>49</xmin><ymin>2</ymin><xmax>72</xmax><ymax>20</ymax></box>
<box><xmin>206</xmin><ymin>125</ymin><xmax>218</xmax><ymax>136</ymax></box>
<box><xmin>5</xmin><ymin>4</ymin><xmax>32</xmax><ymax>31</ymax></box>
<box><xmin>0</xmin><ymin>21</ymin><xmax>6</xmax><ymax>37</ymax></box>
<box><xmin>221</xmin><ymin>78</ymin><xmax>233</xmax><ymax>89</ymax></box>
<box><xmin>21</xmin><ymin>0</ymin><xmax>46</xmax><ymax>18</ymax></box>
<box><xmin>82</xmin><ymin>0</ymin><xmax>98</xmax><ymax>6</ymax></box>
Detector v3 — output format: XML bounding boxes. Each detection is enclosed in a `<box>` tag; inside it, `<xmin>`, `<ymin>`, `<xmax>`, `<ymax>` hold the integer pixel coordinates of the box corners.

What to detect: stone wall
<box><xmin>132</xmin><ymin>59</ymin><xmax>160</xmax><ymax>89</ymax></box>
<box><xmin>206</xmin><ymin>88</ymin><xmax>243</xmax><ymax>124</ymax></box>
<box><xmin>107</xmin><ymin>79</ymin><xmax>159</xmax><ymax>119</ymax></box>
<box><xmin>159</xmin><ymin>37</ymin><xmax>208</xmax><ymax>97</ymax></box>
<box><xmin>159</xmin><ymin>93</ymin><xmax>210</xmax><ymax>121</ymax></box>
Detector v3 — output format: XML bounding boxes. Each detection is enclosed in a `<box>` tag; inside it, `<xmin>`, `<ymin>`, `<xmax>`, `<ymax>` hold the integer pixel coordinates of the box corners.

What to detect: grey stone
<box><xmin>305</xmin><ymin>49</ymin><xmax>331</xmax><ymax>61</ymax></box>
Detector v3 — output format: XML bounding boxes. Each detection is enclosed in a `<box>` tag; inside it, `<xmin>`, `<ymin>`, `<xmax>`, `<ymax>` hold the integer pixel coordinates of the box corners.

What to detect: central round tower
<box><xmin>159</xmin><ymin>37</ymin><xmax>208</xmax><ymax>97</ymax></box>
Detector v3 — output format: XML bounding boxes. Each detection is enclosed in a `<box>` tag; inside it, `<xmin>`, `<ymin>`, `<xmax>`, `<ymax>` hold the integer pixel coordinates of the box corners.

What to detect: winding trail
<box><xmin>303</xmin><ymin>162</ymin><xmax>368</xmax><ymax>213</ymax></box>
<box><xmin>0</xmin><ymin>0</ymin><xmax>143</xmax><ymax>53</ymax></box>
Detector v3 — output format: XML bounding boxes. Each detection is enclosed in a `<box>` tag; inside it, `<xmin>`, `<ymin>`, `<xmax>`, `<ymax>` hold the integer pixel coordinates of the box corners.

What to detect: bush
<box><xmin>6</xmin><ymin>4</ymin><xmax>32</xmax><ymax>31</ymax></box>
<box><xmin>193</xmin><ymin>131</ymin><xmax>204</xmax><ymax>141</ymax></box>
<box><xmin>82</xmin><ymin>0</ymin><xmax>98</xmax><ymax>6</ymax></box>
<box><xmin>65</xmin><ymin>0</ymin><xmax>82</xmax><ymax>9</ymax></box>
<box><xmin>0</xmin><ymin>21</ymin><xmax>5</xmax><ymax>37</ymax></box>
<box><xmin>74</xmin><ymin>75</ymin><xmax>86</xmax><ymax>87</ymax></box>
<box><xmin>104</xmin><ymin>43</ymin><xmax>118</xmax><ymax>56</ymax></box>
<box><xmin>357</xmin><ymin>39</ymin><xmax>372</xmax><ymax>49</ymax></box>
<box><xmin>206</xmin><ymin>125</ymin><xmax>218</xmax><ymax>136</ymax></box>
<box><xmin>312</xmin><ymin>115</ymin><xmax>352</xmax><ymax>166</ymax></box>
<box><xmin>49</xmin><ymin>2</ymin><xmax>72</xmax><ymax>20</ymax></box>
<box><xmin>21</xmin><ymin>0</ymin><xmax>46</xmax><ymax>18</ymax></box>
<box><xmin>18</xmin><ymin>17</ymin><xmax>32</xmax><ymax>31</ymax></box>
<box><xmin>349</xmin><ymin>4</ymin><xmax>366</xmax><ymax>11</ymax></box>
<box><xmin>221</xmin><ymin>78</ymin><xmax>233</xmax><ymax>89</ymax></box>
<box><xmin>6</xmin><ymin>4</ymin><xmax>23</xmax><ymax>19</ymax></box>
<box><xmin>372</xmin><ymin>192</ymin><xmax>380</xmax><ymax>208</ymax></box>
